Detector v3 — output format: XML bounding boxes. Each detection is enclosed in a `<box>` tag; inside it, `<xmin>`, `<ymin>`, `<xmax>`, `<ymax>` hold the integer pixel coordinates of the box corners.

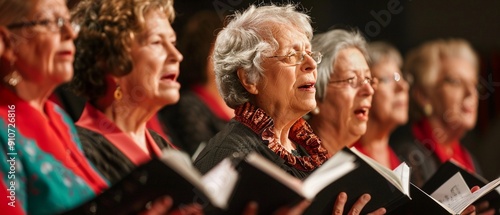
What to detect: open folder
<box><xmin>63</xmin><ymin>148</ymin><xmax>358</xmax><ymax>215</ymax></box>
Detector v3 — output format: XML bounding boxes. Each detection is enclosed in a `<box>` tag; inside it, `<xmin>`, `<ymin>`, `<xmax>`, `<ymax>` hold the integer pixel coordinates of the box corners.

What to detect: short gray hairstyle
<box><xmin>213</xmin><ymin>4</ymin><xmax>313</xmax><ymax>108</ymax></box>
<box><xmin>367</xmin><ymin>41</ymin><xmax>402</xmax><ymax>68</ymax></box>
<box><xmin>312</xmin><ymin>29</ymin><xmax>369</xmax><ymax>102</ymax></box>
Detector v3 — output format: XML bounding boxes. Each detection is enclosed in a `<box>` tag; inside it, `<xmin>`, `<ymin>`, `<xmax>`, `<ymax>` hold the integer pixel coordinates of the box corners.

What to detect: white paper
<box><xmin>430</xmin><ymin>172</ymin><xmax>471</xmax><ymax>208</ymax></box>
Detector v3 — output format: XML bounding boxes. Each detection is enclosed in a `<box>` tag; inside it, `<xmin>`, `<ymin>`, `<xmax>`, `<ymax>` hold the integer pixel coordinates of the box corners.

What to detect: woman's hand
<box><xmin>139</xmin><ymin>196</ymin><xmax>203</xmax><ymax>215</ymax></box>
<box><xmin>461</xmin><ymin>186</ymin><xmax>496</xmax><ymax>215</ymax></box>
<box><xmin>332</xmin><ymin>192</ymin><xmax>386</xmax><ymax>215</ymax></box>
<box><xmin>241</xmin><ymin>192</ymin><xmax>388</xmax><ymax>215</ymax></box>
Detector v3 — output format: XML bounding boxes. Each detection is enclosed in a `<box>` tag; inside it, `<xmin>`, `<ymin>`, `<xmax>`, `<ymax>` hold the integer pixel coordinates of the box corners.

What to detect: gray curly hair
<box><xmin>312</xmin><ymin>29</ymin><xmax>369</xmax><ymax>102</ymax></box>
<box><xmin>212</xmin><ymin>4</ymin><xmax>313</xmax><ymax>108</ymax></box>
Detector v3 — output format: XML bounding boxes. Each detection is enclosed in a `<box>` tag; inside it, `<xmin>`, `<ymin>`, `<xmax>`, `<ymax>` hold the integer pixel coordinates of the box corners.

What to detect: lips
<box><xmin>56</xmin><ymin>50</ymin><xmax>74</xmax><ymax>57</ymax></box>
<box><xmin>298</xmin><ymin>82</ymin><xmax>315</xmax><ymax>89</ymax></box>
<box><xmin>354</xmin><ymin>106</ymin><xmax>371</xmax><ymax>121</ymax></box>
<box><xmin>161</xmin><ymin>73</ymin><xmax>176</xmax><ymax>81</ymax></box>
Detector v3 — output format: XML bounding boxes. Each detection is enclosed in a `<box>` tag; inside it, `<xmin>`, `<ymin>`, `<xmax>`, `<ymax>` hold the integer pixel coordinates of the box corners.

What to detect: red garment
<box><xmin>76</xmin><ymin>103</ymin><xmax>163</xmax><ymax>166</ymax></box>
<box><xmin>351</xmin><ymin>141</ymin><xmax>401</xmax><ymax>170</ymax></box>
<box><xmin>0</xmin><ymin>177</ymin><xmax>23</xmax><ymax>215</ymax></box>
<box><xmin>192</xmin><ymin>85</ymin><xmax>233</xmax><ymax>121</ymax></box>
<box><xmin>0</xmin><ymin>86</ymin><xmax>108</xmax><ymax>194</ymax></box>
<box><xmin>412</xmin><ymin>119</ymin><xmax>476</xmax><ymax>173</ymax></box>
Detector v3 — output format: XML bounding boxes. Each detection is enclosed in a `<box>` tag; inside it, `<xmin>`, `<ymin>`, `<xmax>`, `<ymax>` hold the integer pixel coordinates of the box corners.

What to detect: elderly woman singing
<box><xmin>193</xmin><ymin>4</ymin><xmax>386</xmax><ymax>215</ymax></box>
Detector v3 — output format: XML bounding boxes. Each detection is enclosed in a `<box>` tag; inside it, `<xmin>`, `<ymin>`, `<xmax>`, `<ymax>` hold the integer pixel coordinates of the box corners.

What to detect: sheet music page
<box><xmin>201</xmin><ymin>158</ymin><xmax>239</xmax><ymax>209</ymax></box>
<box><xmin>392</xmin><ymin>162</ymin><xmax>411</xmax><ymax>195</ymax></box>
<box><xmin>448</xmin><ymin>177</ymin><xmax>500</xmax><ymax>213</ymax></box>
<box><xmin>303</xmin><ymin>150</ymin><xmax>357</xmax><ymax>199</ymax></box>
<box><xmin>430</xmin><ymin>172</ymin><xmax>471</xmax><ymax>208</ymax></box>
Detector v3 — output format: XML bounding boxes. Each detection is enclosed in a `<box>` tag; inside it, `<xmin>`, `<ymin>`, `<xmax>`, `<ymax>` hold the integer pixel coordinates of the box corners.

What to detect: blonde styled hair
<box><xmin>404</xmin><ymin>39</ymin><xmax>479</xmax><ymax>121</ymax></box>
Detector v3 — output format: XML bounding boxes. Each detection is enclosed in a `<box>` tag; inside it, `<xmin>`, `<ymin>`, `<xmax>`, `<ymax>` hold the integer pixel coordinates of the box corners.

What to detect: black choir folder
<box><xmin>63</xmin><ymin>149</ymin><xmax>237</xmax><ymax>215</ymax></box>
<box><xmin>417</xmin><ymin>160</ymin><xmax>500</xmax><ymax>214</ymax></box>
<box><xmin>303</xmin><ymin>147</ymin><xmax>412</xmax><ymax>215</ymax></box>
<box><xmin>404</xmin><ymin>173</ymin><xmax>500</xmax><ymax>215</ymax></box>
<box><xmin>62</xmin><ymin>148</ymin><xmax>359</xmax><ymax>215</ymax></box>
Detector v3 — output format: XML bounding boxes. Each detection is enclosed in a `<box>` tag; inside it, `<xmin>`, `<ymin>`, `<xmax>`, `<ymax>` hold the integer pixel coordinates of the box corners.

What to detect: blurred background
<box><xmin>169</xmin><ymin>0</ymin><xmax>500</xmax><ymax>134</ymax></box>
<box><xmin>67</xmin><ymin>0</ymin><xmax>499</xmax><ymax>179</ymax></box>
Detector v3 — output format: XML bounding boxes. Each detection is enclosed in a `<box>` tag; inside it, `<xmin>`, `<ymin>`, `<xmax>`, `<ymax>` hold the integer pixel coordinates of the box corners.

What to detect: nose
<box><xmin>166</xmin><ymin>42</ymin><xmax>183</xmax><ymax>62</ymax></box>
<box><xmin>464</xmin><ymin>81</ymin><xmax>478</xmax><ymax>98</ymax></box>
<box><xmin>396</xmin><ymin>77</ymin><xmax>409</xmax><ymax>92</ymax></box>
<box><xmin>61</xmin><ymin>21</ymin><xmax>77</xmax><ymax>40</ymax></box>
<box><xmin>300</xmin><ymin>52</ymin><xmax>317</xmax><ymax>73</ymax></box>
<box><xmin>359</xmin><ymin>79</ymin><xmax>375</xmax><ymax>97</ymax></box>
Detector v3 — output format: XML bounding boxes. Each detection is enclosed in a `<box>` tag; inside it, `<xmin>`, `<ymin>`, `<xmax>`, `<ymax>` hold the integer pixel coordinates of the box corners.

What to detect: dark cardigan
<box><xmin>77</xmin><ymin>127</ymin><xmax>172</xmax><ymax>185</ymax></box>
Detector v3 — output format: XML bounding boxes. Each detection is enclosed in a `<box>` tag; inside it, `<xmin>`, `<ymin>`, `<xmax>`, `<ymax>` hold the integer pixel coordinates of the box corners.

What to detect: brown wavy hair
<box><xmin>71</xmin><ymin>0</ymin><xmax>175</xmax><ymax>102</ymax></box>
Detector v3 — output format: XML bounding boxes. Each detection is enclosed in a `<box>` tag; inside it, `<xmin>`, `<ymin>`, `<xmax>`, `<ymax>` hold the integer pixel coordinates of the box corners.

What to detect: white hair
<box><xmin>213</xmin><ymin>4</ymin><xmax>313</xmax><ymax>108</ymax></box>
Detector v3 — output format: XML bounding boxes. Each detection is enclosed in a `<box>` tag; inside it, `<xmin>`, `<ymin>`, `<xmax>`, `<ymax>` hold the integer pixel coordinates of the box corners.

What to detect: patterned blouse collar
<box><xmin>234</xmin><ymin>102</ymin><xmax>328</xmax><ymax>171</ymax></box>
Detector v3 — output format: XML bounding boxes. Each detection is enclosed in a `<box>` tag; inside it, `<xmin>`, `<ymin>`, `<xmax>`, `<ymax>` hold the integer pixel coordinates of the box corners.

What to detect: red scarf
<box><xmin>412</xmin><ymin>119</ymin><xmax>476</xmax><ymax>173</ymax></box>
<box><xmin>234</xmin><ymin>102</ymin><xmax>328</xmax><ymax>171</ymax></box>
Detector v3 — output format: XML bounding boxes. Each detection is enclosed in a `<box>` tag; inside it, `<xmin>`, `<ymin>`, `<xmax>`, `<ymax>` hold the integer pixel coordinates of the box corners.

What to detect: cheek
<box><xmin>329</xmin><ymin>93</ymin><xmax>353</xmax><ymax>118</ymax></box>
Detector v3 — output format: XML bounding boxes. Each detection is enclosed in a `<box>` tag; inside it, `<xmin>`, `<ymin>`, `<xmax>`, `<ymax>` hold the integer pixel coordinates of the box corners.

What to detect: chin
<box><xmin>462</xmin><ymin>121</ymin><xmax>477</xmax><ymax>130</ymax></box>
<box><xmin>393</xmin><ymin>115</ymin><xmax>408</xmax><ymax>125</ymax></box>
<box><xmin>51</xmin><ymin>74</ymin><xmax>73</xmax><ymax>87</ymax></box>
<box><xmin>352</xmin><ymin>124</ymin><xmax>368</xmax><ymax>138</ymax></box>
<box><xmin>158</xmin><ymin>92</ymin><xmax>180</xmax><ymax>106</ymax></box>
<box><xmin>302</xmin><ymin>100</ymin><xmax>317</xmax><ymax>111</ymax></box>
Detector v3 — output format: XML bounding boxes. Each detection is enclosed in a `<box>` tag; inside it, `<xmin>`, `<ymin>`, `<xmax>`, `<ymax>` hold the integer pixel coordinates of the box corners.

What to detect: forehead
<box><xmin>271</xmin><ymin>24</ymin><xmax>310</xmax><ymax>50</ymax></box>
<box><xmin>439</xmin><ymin>57</ymin><xmax>477</xmax><ymax>79</ymax></box>
<box><xmin>140</xmin><ymin>10</ymin><xmax>175</xmax><ymax>36</ymax></box>
<box><xmin>29</xmin><ymin>0</ymin><xmax>68</xmax><ymax>17</ymax></box>
<box><xmin>371</xmin><ymin>58</ymin><xmax>400</xmax><ymax>76</ymax></box>
<box><xmin>333</xmin><ymin>47</ymin><xmax>369</xmax><ymax>73</ymax></box>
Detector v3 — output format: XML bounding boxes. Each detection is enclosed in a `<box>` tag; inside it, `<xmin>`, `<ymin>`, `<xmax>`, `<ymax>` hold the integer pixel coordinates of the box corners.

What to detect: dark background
<box><xmin>169</xmin><ymin>0</ymin><xmax>500</xmax><ymax>130</ymax></box>
<box><xmin>68</xmin><ymin>0</ymin><xmax>500</xmax><ymax>178</ymax></box>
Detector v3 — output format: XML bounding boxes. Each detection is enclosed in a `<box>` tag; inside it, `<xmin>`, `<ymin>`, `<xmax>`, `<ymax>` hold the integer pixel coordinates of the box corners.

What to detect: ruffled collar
<box><xmin>234</xmin><ymin>102</ymin><xmax>328</xmax><ymax>171</ymax></box>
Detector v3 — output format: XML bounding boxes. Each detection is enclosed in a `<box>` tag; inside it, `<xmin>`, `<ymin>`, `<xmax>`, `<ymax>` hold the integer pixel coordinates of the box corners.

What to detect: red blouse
<box><xmin>76</xmin><ymin>103</ymin><xmax>163</xmax><ymax>166</ymax></box>
<box><xmin>412</xmin><ymin>119</ymin><xmax>476</xmax><ymax>173</ymax></box>
<box><xmin>351</xmin><ymin>141</ymin><xmax>401</xmax><ymax>170</ymax></box>
<box><xmin>0</xmin><ymin>86</ymin><xmax>108</xmax><ymax>193</ymax></box>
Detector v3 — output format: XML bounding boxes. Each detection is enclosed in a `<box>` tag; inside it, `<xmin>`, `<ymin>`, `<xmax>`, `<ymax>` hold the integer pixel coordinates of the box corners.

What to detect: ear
<box><xmin>237</xmin><ymin>68</ymin><xmax>258</xmax><ymax>95</ymax></box>
<box><xmin>0</xmin><ymin>27</ymin><xmax>16</xmax><ymax>62</ymax></box>
<box><xmin>105</xmin><ymin>74</ymin><xmax>120</xmax><ymax>86</ymax></box>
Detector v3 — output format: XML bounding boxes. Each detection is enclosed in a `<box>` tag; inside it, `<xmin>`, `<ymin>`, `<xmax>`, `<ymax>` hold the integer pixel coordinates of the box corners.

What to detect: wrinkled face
<box><xmin>8</xmin><ymin>0</ymin><xmax>77</xmax><ymax>86</ymax></box>
<box><xmin>318</xmin><ymin>47</ymin><xmax>374</xmax><ymax>143</ymax></box>
<box><xmin>255</xmin><ymin>26</ymin><xmax>318</xmax><ymax>116</ymax></box>
<box><xmin>117</xmin><ymin>10</ymin><xmax>183</xmax><ymax>109</ymax></box>
<box><xmin>370</xmin><ymin>58</ymin><xmax>409</xmax><ymax>128</ymax></box>
<box><xmin>429</xmin><ymin>57</ymin><xmax>478</xmax><ymax>131</ymax></box>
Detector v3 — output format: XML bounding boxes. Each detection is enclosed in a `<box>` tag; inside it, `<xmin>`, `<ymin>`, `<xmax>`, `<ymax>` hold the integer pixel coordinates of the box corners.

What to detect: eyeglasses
<box><xmin>329</xmin><ymin>76</ymin><xmax>378</xmax><ymax>88</ymax></box>
<box><xmin>7</xmin><ymin>17</ymin><xmax>80</xmax><ymax>34</ymax></box>
<box><xmin>267</xmin><ymin>51</ymin><xmax>322</xmax><ymax>66</ymax></box>
<box><xmin>376</xmin><ymin>72</ymin><xmax>404</xmax><ymax>84</ymax></box>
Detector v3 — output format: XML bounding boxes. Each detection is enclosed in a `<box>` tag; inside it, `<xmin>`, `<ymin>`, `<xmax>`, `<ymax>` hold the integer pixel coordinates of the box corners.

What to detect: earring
<box><xmin>114</xmin><ymin>85</ymin><xmax>123</xmax><ymax>101</ymax></box>
<box><xmin>423</xmin><ymin>103</ymin><xmax>433</xmax><ymax>116</ymax></box>
<box><xmin>3</xmin><ymin>70</ymin><xmax>22</xmax><ymax>87</ymax></box>
<box><xmin>311</xmin><ymin>106</ymin><xmax>320</xmax><ymax>115</ymax></box>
